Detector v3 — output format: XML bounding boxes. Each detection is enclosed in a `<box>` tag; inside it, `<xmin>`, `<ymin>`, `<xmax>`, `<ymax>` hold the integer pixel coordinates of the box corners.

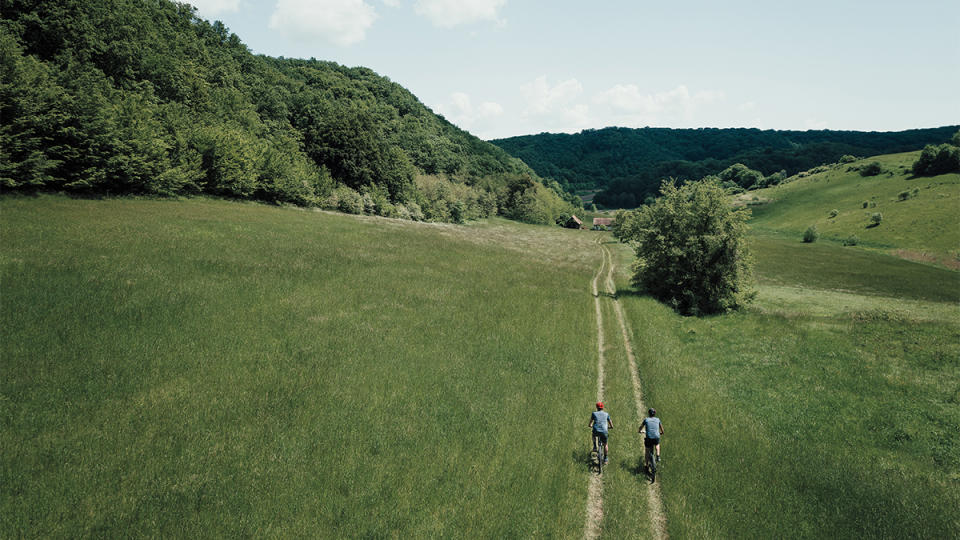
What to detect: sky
<box><xmin>187</xmin><ymin>0</ymin><xmax>959</xmax><ymax>140</ymax></box>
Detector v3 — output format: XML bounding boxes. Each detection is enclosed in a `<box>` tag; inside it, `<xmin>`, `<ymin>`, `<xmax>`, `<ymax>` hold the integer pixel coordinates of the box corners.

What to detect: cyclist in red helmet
<box><xmin>589</xmin><ymin>401</ymin><xmax>613</xmax><ymax>464</ymax></box>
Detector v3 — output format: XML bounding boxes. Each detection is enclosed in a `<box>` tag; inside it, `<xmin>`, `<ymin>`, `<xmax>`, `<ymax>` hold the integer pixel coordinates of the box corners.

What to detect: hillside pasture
<box><xmin>746</xmin><ymin>151</ymin><xmax>960</xmax><ymax>267</ymax></box>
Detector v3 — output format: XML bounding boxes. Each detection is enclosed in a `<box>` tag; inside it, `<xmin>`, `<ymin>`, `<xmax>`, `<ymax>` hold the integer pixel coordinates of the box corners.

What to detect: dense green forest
<box><xmin>491</xmin><ymin>126</ymin><xmax>959</xmax><ymax>208</ymax></box>
<box><xmin>0</xmin><ymin>0</ymin><xmax>577</xmax><ymax>224</ymax></box>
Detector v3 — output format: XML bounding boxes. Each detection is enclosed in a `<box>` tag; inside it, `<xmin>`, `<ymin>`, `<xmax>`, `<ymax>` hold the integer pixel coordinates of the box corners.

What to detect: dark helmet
<box><xmin>648</xmin><ymin>408</ymin><xmax>656</xmax><ymax>416</ymax></box>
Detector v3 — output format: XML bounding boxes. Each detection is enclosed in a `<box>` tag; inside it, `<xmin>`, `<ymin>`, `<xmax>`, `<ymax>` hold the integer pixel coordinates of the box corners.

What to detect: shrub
<box><xmin>335</xmin><ymin>186</ymin><xmax>364</xmax><ymax>214</ymax></box>
<box><xmin>829</xmin><ymin>209</ymin><xmax>839</xmax><ymax>218</ymax></box>
<box><xmin>843</xmin><ymin>235</ymin><xmax>859</xmax><ymax>246</ymax></box>
<box><xmin>620</xmin><ymin>179</ymin><xmax>753</xmax><ymax>315</ymax></box>
<box><xmin>802</xmin><ymin>225</ymin><xmax>819</xmax><ymax>243</ymax></box>
<box><xmin>406</xmin><ymin>201</ymin><xmax>425</xmax><ymax>221</ymax></box>
<box><xmin>860</xmin><ymin>162</ymin><xmax>883</xmax><ymax>177</ymax></box>
<box><xmin>912</xmin><ymin>144</ymin><xmax>960</xmax><ymax>176</ymax></box>
<box><xmin>870</xmin><ymin>213</ymin><xmax>883</xmax><ymax>226</ymax></box>
<box><xmin>862</xmin><ymin>201</ymin><xmax>869</xmax><ymax>208</ymax></box>
<box><xmin>719</xmin><ymin>163</ymin><xmax>765</xmax><ymax>189</ymax></box>
<box><xmin>839</xmin><ymin>155</ymin><xmax>858</xmax><ymax>163</ymax></box>
<box><xmin>450</xmin><ymin>200</ymin><xmax>466</xmax><ymax>224</ymax></box>
<box><xmin>898</xmin><ymin>191</ymin><xmax>910</xmax><ymax>201</ymax></box>
<box><xmin>764</xmin><ymin>170</ymin><xmax>786</xmax><ymax>186</ymax></box>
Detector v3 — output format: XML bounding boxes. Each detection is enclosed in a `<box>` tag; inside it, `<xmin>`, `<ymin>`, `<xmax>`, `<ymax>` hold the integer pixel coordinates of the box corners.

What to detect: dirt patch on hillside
<box><xmin>893</xmin><ymin>249</ymin><xmax>960</xmax><ymax>270</ymax></box>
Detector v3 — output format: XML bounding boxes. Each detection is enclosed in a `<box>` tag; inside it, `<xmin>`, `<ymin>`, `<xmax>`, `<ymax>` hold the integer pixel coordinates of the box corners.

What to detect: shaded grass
<box><xmin>751</xmin><ymin>230</ymin><xmax>960</xmax><ymax>303</ymax></box>
<box><xmin>1</xmin><ymin>196</ymin><xmax>600</xmax><ymax>537</ymax></box>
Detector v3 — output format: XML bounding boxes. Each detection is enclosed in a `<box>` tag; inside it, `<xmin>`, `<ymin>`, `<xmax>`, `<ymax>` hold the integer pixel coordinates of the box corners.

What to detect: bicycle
<box><xmin>644</xmin><ymin>443</ymin><xmax>657</xmax><ymax>483</ymax></box>
<box><xmin>592</xmin><ymin>433</ymin><xmax>606</xmax><ymax>474</ymax></box>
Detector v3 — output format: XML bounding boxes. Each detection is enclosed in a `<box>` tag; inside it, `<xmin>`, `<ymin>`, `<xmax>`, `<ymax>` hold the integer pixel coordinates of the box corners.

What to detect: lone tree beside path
<box><xmin>614</xmin><ymin>179</ymin><xmax>754</xmax><ymax>315</ymax></box>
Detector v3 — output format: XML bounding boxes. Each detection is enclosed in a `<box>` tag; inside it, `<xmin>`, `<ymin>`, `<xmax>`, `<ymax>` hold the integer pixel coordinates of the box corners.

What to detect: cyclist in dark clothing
<box><xmin>639</xmin><ymin>408</ymin><xmax>663</xmax><ymax>462</ymax></box>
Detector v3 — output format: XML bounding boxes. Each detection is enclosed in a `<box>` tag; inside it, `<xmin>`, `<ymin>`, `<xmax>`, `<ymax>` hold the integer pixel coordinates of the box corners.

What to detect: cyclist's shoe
<box><xmin>656</xmin><ymin>456</ymin><xmax>661</xmax><ymax>463</ymax></box>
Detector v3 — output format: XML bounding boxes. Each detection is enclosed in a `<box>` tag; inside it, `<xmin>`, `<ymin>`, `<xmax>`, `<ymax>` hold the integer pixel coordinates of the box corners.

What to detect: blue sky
<box><xmin>188</xmin><ymin>0</ymin><xmax>959</xmax><ymax>140</ymax></box>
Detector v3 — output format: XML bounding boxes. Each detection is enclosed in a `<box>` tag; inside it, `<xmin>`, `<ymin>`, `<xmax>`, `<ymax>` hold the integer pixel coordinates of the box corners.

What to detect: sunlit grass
<box><xmin>747</xmin><ymin>151</ymin><xmax>960</xmax><ymax>266</ymax></box>
<box><xmin>4</xmin><ymin>194</ymin><xmax>957</xmax><ymax>537</ymax></box>
<box><xmin>611</xmin><ymin>228</ymin><xmax>960</xmax><ymax>538</ymax></box>
<box><xmin>1</xmin><ymin>195</ymin><xmax>601</xmax><ymax>537</ymax></box>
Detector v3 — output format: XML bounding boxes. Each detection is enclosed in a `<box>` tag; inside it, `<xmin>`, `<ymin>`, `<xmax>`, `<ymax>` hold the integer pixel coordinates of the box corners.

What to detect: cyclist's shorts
<box><xmin>593</xmin><ymin>431</ymin><xmax>608</xmax><ymax>444</ymax></box>
<box><xmin>644</xmin><ymin>437</ymin><xmax>660</xmax><ymax>448</ymax></box>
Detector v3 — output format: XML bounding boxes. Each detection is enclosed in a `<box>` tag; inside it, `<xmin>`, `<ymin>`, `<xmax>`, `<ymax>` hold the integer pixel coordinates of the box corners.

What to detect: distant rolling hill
<box><xmin>491</xmin><ymin>126</ymin><xmax>959</xmax><ymax>208</ymax></box>
<box><xmin>743</xmin><ymin>150</ymin><xmax>960</xmax><ymax>270</ymax></box>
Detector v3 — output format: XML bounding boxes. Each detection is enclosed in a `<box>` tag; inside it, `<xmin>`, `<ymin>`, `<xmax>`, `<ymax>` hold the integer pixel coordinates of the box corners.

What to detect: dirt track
<box><xmin>584</xmin><ymin>239</ymin><xmax>667</xmax><ymax>540</ymax></box>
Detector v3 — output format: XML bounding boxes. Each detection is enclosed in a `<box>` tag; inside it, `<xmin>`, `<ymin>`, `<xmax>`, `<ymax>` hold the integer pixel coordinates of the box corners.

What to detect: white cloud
<box><xmin>519</xmin><ymin>76</ymin><xmax>591</xmax><ymax>133</ymax></box>
<box><xmin>804</xmin><ymin>118</ymin><xmax>829</xmax><ymax>130</ymax></box>
<box><xmin>592</xmin><ymin>84</ymin><xmax>724</xmax><ymax>127</ymax></box>
<box><xmin>414</xmin><ymin>0</ymin><xmax>506</xmax><ymax>28</ymax></box>
<box><xmin>269</xmin><ymin>0</ymin><xmax>377</xmax><ymax>46</ymax></box>
<box><xmin>188</xmin><ymin>0</ymin><xmax>241</xmax><ymax>16</ymax></box>
<box><xmin>382</xmin><ymin>0</ymin><xmax>400</xmax><ymax>6</ymax></box>
<box><xmin>434</xmin><ymin>92</ymin><xmax>504</xmax><ymax>138</ymax></box>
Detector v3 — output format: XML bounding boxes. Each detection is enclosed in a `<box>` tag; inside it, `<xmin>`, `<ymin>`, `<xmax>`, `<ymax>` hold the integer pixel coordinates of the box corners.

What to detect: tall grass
<box><xmin>611</xmin><ymin>231</ymin><xmax>960</xmax><ymax>537</ymax></box>
<box><xmin>1</xmin><ymin>196</ymin><xmax>601</xmax><ymax>537</ymax></box>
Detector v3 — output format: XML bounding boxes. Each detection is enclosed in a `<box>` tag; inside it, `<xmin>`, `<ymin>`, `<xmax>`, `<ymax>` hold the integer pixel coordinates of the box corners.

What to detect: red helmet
<box><xmin>596</xmin><ymin>401</ymin><xmax>604</xmax><ymax>409</ymax></box>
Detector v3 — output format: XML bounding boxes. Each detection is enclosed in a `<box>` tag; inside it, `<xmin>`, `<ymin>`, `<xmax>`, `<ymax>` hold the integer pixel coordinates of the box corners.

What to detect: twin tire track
<box><xmin>584</xmin><ymin>239</ymin><xmax>667</xmax><ymax>540</ymax></box>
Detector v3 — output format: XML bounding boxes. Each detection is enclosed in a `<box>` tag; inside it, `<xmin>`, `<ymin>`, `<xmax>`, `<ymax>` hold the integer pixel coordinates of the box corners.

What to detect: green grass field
<box><xmin>613</xmin><ymin>221</ymin><xmax>959</xmax><ymax>537</ymax></box>
<box><xmin>743</xmin><ymin>151</ymin><xmax>960</xmax><ymax>268</ymax></box>
<box><xmin>3</xmin><ymin>191</ymin><xmax>958</xmax><ymax>537</ymax></box>
<box><xmin>1</xmin><ymin>196</ymin><xmax>614</xmax><ymax>537</ymax></box>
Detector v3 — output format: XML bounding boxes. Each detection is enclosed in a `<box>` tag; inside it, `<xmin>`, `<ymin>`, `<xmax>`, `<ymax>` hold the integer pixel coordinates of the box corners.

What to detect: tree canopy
<box><xmin>0</xmin><ymin>0</ymin><xmax>575</xmax><ymax>224</ymax></box>
<box><xmin>614</xmin><ymin>179</ymin><xmax>754</xmax><ymax>315</ymax></box>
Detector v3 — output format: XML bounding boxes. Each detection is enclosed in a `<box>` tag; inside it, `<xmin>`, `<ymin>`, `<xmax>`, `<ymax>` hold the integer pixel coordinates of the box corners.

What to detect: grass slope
<box><xmin>744</xmin><ymin>151</ymin><xmax>960</xmax><ymax>267</ymax></box>
<box><xmin>2</xmin><ymin>196</ymin><xmax>605</xmax><ymax>537</ymax></box>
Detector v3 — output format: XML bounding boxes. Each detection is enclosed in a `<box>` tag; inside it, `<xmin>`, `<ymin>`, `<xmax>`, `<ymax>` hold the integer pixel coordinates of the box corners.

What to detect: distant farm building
<box><xmin>565</xmin><ymin>215</ymin><xmax>582</xmax><ymax>229</ymax></box>
<box><xmin>593</xmin><ymin>217</ymin><xmax>614</xmax><ymax>228</ymax></box>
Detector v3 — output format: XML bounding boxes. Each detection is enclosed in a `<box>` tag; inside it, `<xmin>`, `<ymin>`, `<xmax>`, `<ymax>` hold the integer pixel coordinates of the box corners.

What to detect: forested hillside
<box><xmin>0</xmin><ymin>0</ymin><xmax>576</xmax><ymax>224</ymax></box>
<box><xmin>491</xmin><ymin>126</ymin><xmax>958</xmax><ymax>208</ymax></box>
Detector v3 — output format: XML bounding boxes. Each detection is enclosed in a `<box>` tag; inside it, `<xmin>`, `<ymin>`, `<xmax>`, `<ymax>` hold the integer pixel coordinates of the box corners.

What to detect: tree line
<box><xmin>0</xmin><ymin>0</ymin><xmax>577</xmax><ymax>224</ymax></box>
<box><xmin>491</xmin><ymin>126</ymin><xmax>959</xmax><ymax>208</ymax></box>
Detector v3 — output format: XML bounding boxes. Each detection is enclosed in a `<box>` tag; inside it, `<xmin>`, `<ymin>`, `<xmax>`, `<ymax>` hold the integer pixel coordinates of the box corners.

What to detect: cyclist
<box><xmin>639</xmin><ymin>407</ymin><xmax>663</xmax><ymax>465</ymax></box>
<box><xmin>589</xmin><ymin>401</ymin><xmax>612</xmax><ymax>464</ymax></box>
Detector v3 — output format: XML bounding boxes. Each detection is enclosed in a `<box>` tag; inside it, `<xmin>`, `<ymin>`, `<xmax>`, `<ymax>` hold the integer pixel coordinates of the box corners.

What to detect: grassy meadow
<box><xmin>743</xmin><ymin>151</ymin><xmax>960</xmax><ymax>268</ymax></box>
<box><xmin>1</xmin><ymin>195</ymin><xmax>612</xmax><ymax>537</ymax></box>
<box><xmin>3</xmin><ymin>179</ymin><xmax>958</xmax><ymax>538</ymax></box>
<box><xmin>611</xmin><ymin>209</ymin><xmax>959</xmax><ymax>536</ymax></box>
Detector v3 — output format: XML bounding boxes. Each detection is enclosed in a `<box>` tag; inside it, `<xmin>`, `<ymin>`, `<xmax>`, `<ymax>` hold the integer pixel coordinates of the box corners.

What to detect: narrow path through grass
<box><xmin>583</xmin><ymin>239</ymin><xmax>609</xmax><ymax>540</ymax></box>
<box><xmin>585</xmin><ymin>238</ymin><xmax>669</xmax><ymax>539</ymax></box>
<box><xmin>601</xmin><ymin>242</ymin><xmax>668</xmax><ymax>539</ymax></box>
